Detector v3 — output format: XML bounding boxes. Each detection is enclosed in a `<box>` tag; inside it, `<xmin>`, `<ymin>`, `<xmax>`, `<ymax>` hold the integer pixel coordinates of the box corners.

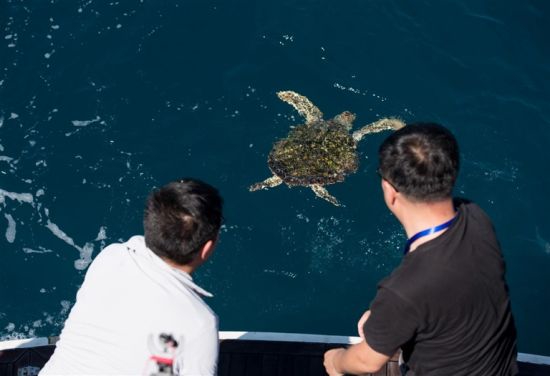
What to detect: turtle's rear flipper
<box><xmin>249</xmin><ymin>175</ymin><xmax>283</xmax><ymax>191</ymax></box>
<box><xmin>352</xmin><ymin>118</ymin><xmax>405</xmax><ymax>142</ymax></box>
<box><xmin>311</xmin><ymin>184</ymin><xmax>341</xmax><ymax>207</ymax></box>
<box><xmin>277</xmin><ymin>91</ymin><xmax>323</xmax><ymax>124</ymax></box>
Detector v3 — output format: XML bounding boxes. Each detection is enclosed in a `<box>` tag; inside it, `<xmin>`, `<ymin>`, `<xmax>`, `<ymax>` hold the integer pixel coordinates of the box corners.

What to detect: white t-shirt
<box><xmin>40</xmin><ymin>235</ymin><xmax>218</xmax><ymax>376</ymax></box>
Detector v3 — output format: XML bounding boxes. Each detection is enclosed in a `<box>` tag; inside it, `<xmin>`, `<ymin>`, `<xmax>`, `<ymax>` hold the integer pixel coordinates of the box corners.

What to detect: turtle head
<box><xmin>333</xmin><ymin>111</ymin><xmax>356</xmax><ymax>131</ymax></box>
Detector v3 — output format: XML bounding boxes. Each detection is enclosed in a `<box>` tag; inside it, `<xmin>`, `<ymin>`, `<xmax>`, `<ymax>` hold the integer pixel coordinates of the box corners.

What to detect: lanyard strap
<box><xmin>404</xmin><ymin>213</ymin><xmax>459</xmax><ymax>254</ymax></box>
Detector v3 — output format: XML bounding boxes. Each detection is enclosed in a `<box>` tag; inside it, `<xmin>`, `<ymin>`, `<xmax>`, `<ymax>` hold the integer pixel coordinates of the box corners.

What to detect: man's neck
<box><xmin>399</xmin><ymin>198</ymin><xmax>456</xmax><ymax>252</ymax></box>
<box><xmin>162</xmin><ymin>257</ymin><xmax>196</xmax><ymax>275</ymax></box>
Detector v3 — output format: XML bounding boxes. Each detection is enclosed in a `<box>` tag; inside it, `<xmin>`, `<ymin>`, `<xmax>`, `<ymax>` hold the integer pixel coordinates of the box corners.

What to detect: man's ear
<box><xmin>381</xmin><ymin>179</ymin><xmax>398</xmax><ymax>206</ymax></box>
<box><xmin>199</xmin><ymin>239</ymin><xmax>216</xmax><ymax>262</ymax></box>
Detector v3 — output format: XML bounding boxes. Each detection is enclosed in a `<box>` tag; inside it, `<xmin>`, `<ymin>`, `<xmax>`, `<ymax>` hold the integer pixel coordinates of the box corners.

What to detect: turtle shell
<box><xmin>268</xmin><ymin>120</ymin><xmax>358</xmax><ymax>186</ymax></box>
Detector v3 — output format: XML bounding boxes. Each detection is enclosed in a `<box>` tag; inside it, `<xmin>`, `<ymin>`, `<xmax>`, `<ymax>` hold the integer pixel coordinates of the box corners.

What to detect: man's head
<box><xmin>378</xmin><ymin>123</ymin><xmax>459</xmax><ymax>202</ymax></box>
<box><xmin>143</xmin><ymin>178</ymin><xmax>223</xmax><ymax>266</ymax></box>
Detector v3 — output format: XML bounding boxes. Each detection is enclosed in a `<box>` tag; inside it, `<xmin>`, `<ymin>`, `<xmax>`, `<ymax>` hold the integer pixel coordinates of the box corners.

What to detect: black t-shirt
<box><xmin>363</xmin><ymin>200</ymin><xmax>518</xmax><ymax>376</ymax></box>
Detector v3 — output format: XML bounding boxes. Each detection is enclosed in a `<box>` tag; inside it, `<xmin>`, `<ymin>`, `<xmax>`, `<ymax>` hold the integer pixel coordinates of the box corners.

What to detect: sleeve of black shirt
<box><xmin>362</xmin><ymin>287</ymin><xmax>419</xmax><ymax>356</ymax></box>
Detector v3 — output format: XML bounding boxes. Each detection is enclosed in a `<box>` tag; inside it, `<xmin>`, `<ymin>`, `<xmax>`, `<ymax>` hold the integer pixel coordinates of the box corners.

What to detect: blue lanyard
<box><xmin>404</xmin><ymin>213</ymin><xmax>459</xmax><ymax>255</ymax></box>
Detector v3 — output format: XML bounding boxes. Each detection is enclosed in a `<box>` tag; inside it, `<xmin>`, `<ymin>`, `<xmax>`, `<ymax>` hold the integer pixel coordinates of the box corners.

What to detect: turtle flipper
<box><xmin>311</xmin><ymin>184</ymin><xmax>341</xmax><ymax>207</ymax></box>
<box><xmin>249</xmin><ymin>175</ymin><xmax>283</xmax><ymax>191</ymax></box>
<box><xmin>277</xmin><ymin>91</ymin><xmax>324</xmax><ymax>124</ymax></box>
<box><xmin>352</xmin><ymin>118</ymin><xmax>405</xmax><ymax>142</ymax></box>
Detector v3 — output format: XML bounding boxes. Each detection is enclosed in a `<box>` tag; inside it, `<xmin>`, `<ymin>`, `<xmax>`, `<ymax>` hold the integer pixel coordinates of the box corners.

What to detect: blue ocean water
<box><xmin>1</xmin><ymin>0</ymin><xmax>549</xmax><ymax>356</ymax></box>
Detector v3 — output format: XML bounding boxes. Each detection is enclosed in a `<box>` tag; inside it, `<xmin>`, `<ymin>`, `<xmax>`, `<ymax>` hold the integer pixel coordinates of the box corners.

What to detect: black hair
<box><xmin>378</xmin><ymin>123</ymin><xmax>459</xmax><ymax>202</ymax></box>
<box><xmin>143</xmin><ymin>178</ymin><xmax>223</xmax><ymax>265</ymax></box>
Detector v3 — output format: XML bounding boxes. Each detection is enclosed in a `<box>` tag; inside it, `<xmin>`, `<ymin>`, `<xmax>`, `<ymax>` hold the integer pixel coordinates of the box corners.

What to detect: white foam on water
<box><xmin>465</xmin><ymin>158</ymin><xmax>519</xmax><ymax>183</ymax></box>
<box><xmin>75</xmin><ymin>242</ymin><xmax>93</xmax><ymax>270</ymax></box>
<box><xmin>22</xmin><ymin>246</ymin><xmax>53</xmax><ymax>254</ymax></box>
<box><xmin>0</xmin><ymin>189</ymin><xmax>34</xmax><ymax>205</ymax></box>
<box><xmin>0</xmin><ymin>116</ymin><xmax>4</xmax><ymax>127</ymax></box>
<box><xmin>527</xmin><ymin>227</ymin><xmax>550</xmax><ymax>256</ymax></box>
<box><xmin>263</xmin><ymin>269</ymin><xmax>297</xmax><ymax>279</ymax></box>
<box><xmin>71</xmin><ymin>116</ymin><xmax>101</xmax><ymax>127</ymax></box>
<box><xmin>296</xmin><ymin>213</ymin><xmax>310</xmax><ymax>223</ymax></box>
<box><xmin>45</xmin><ymin>219</ymin><xmax>96</xmax><ymax>270</ymax></box>
<box><xmin>65</xmin><ymin>129</ymin><xmax>81</xmax><ymax>137</ymax></box>
<box><xmin>0</xmin><ymin>144</ymin><xmax>4</xmax><ymax>151</ymax></box>
<box><xmin>332</xmin><ymin>82</ymin><xmax>388</xmax><ymax>102</ymax></box>
<box><xmin>0</xmin><ymin>301</ymin><xmax>74</xmax><ymax>341</ymax></box>
<box><xmin>0</xmin><ymin>332</ymin><xmax>28</xmax><ymax>341</ymax></box>
<box><xmin>9</xmin><ymin>113</ymin><xmax>19</xmax><ymax>119</ymax></box>
<box><xmin>220</xmin><ymin>224</ymin><xmax>241</xmax><ymax>233</ymax></box>
<box><xmin>45</xmin><ymin>220</ymin><xmax>77</xmax><ymax>247</ymax></box>
<box><xmin>306</xmin><ymin>216</ymin><xmax>348</xmax><ymax>273</ymax></box>
<box><xmin>60</xmin><ymin>300</ymin><xmax>71</xmax><ymax>315</ymax></box>
<box><xmin>95</xmin><ymin>226</ymin><xmax>107</xmax><ymax>241</ymax></box>
<box><xmin>0</xmin><ymin>156</ymin><xmax>14</xmax><ymax>163</ymax></box>
<box><xmin>4</xmin><ymin>213</ymin><xmax>16</xmax><ymax>243</ymax></box>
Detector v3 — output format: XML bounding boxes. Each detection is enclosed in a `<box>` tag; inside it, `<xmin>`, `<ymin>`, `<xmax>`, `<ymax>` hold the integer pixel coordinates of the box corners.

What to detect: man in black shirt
<box><xmin>324</xmin><ymin>123</ymin><xmax>518</xmax><ymax>375</ymax></box>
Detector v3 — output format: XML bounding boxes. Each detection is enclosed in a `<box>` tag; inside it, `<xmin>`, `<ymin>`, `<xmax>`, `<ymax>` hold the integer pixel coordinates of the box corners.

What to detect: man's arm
<box><xmin>325</xmin><ymin>308</ymin><xmax>388</xmax><ymax>376</ymax></box>
<box><xmin>173</xmin><ymin>321</ymin><xmax>219</xmax><ymax>376</ymax></box>
<box><xmin>324</xmin><ymin>288</ymin><xmax>417</xmax><ymax>375</ymax></box>
<box><xmin>324</xmin><ymin>340</ymin><xmax>390</xmax><ymax>376</ymax></box>
<box><xmin>357</xmin><ymin>310</ymin><xmax>371</xmax><ymax>339</ymax></box>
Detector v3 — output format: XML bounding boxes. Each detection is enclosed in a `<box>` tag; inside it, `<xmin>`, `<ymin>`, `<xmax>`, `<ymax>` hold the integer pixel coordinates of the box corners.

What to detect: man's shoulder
<box><xmin>455</xmin><ymin>199</ymin><xmax>500</xmax><ymax>248</ymax></box>
<box><xmin>82</xmin><ymin>236</ymin><xmax>150</xmax><ymax>282</ymax></box>
<box><xmin>377</xmin><ymin>246</ymin><xmax>455</xmax><ymax>300</ymax></box>
<box><xmin>91</xmin><ymin>236</ymin><xmax>142</xmax><ymax>262</ymax></box>
<box><xmin>455</xmin><ymin>198</ymin><xmax>493</xmax><ymax>225</ymax></box>
<box><xmin>378</xmin><ymin>260</ymin><xmax>423</xmax><ymax>297</ymax></box>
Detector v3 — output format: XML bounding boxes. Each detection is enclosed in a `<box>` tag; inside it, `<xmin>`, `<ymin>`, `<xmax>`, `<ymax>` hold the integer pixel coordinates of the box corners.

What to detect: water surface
<box><xmin>1</xmin><ymin>0</ymin><xmax>549</xmax><ymax>355</ymax></box>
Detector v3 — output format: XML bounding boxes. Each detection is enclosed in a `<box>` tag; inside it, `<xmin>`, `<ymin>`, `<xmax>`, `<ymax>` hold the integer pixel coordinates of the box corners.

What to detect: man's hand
<box><xmin>357</xmin><ymin>310</ymin><xmax>371</xmax><ymax>339</ymax></box>
<box><xmin>323</xmin><ymin>348</ymin><xmax>345</xmax><ymax>376</ymax></box>
<box><xmin>323</xmin><ymin>341</ymin><xmax>390</xmax><ymax>375</ymax></box>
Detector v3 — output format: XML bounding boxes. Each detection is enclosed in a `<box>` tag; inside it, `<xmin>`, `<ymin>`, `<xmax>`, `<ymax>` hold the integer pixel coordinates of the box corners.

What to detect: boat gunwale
<box><xmin>1</xmin><ymin>331</ymin><xmax>549</xmax><ymax>366</ymax></box>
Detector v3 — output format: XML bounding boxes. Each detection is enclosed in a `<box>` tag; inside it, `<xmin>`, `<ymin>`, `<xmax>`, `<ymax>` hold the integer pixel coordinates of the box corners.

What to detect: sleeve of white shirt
<box><xmin>173</xmin><ymin>321</ymin><xmax>219</xmax><ymax>376</ymax></box>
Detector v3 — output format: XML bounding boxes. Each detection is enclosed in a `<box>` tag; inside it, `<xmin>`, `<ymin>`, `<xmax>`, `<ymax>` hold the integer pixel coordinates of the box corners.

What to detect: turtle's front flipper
<box><xmin>311</xmin><ymin>184</ymin><xmax>341</xmax><ymax>207</ymax></box>
<box><xmin>277</xmin><ymin>91</ymin><xmax>323</xmax><ymax>124</ymax></box>
<box><xmin>249</xmin><ymin>175</ymin><xmax>283</xmax><ymax>191</ymax></box>
<box><xmin>352</xmin><ymin>118</ymin><xmax>405</xmax><ymax>142</ymax></box>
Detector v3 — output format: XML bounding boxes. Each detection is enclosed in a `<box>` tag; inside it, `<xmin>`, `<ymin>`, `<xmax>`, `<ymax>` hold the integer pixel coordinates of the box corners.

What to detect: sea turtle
<box><xmin>249</xmin><ymin>90</ymin><xmax>405</xmax><ymax>206</ymax></box>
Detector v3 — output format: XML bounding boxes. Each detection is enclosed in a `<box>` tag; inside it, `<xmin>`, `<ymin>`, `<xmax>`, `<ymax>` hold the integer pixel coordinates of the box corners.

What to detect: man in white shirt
<box><xmin>40</xmin><ymin>178</ymin><xmax>223</xmax><ymax>375</ymax></box>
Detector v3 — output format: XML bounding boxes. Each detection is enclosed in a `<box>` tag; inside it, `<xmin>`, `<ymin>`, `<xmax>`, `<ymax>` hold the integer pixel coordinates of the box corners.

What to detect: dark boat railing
<box><xmin>1</xmin><ymin>332</ymin><xmax>550</xmax><ymax>376</ymax></box>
